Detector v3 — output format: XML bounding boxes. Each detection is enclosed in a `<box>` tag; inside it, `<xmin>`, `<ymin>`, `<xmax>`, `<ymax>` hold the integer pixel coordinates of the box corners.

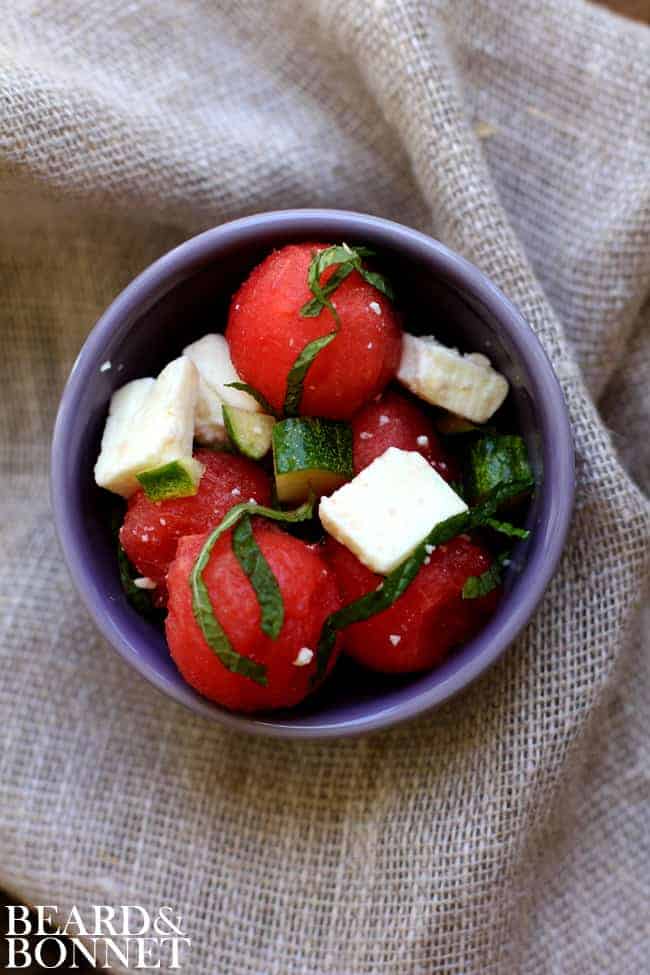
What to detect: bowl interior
<box><xmin>54</xmin><ymin>211</ymin><xmax>570</xmax><ymax>737</ymax></box>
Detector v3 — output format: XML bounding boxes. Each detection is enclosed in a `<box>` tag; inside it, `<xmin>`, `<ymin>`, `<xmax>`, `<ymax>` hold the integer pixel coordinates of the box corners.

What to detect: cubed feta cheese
<box><xmin>183</xmin><ymin>334</ymin><xmax>260</xmax><ymax>444</ymax></box>
<box><xmin>397</xmin><ymin>334</ymin><xmax>508</xmax><ymax>423</ymax></box>
<box><xmin>319</xmin><ymin>447</ymin><xmax>468</xmax><ymax>574</ymax></box>
<box><xmin>94</xmin><ymin>357</ymin><xmax>200</xmax><ymax>498</ymax></box>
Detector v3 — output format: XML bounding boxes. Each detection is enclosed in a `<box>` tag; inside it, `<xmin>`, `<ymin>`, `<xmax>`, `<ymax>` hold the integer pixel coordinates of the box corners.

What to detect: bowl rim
<box><xmin>51</xmin><ymin>208</ymin><xmax>575</xmax><ymax>739</ymax></box>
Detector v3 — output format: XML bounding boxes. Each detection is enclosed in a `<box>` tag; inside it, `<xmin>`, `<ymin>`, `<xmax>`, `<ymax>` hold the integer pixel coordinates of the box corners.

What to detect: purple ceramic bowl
<box><xmin>51</xmin><ymin>209</ymin><xmax>574</xmax><ymax>738</ymax></box>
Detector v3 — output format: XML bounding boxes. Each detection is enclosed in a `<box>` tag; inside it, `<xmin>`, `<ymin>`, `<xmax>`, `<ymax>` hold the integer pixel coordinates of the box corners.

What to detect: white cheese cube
<box><xmin>183</xmin><ymin>333</ymin><xmax>260</xmax><ymax>444</ymax></box>
<box><xmin>94</xmin><ymin>356</ymin><xmax>200</xmax><ymax>498</ymax></box>
<box><xmin>397</xmin><ymin>334</ymin><xmax>508</xmax><ymax>423</ymax></box>
<box><xmin>319</xmin><ymin>447</ymin><xmax>468</xmax><ymax>574</ymax></box>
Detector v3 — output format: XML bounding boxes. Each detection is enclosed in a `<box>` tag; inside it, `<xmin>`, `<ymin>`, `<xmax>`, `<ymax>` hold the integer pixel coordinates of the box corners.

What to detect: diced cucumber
<box><xmin>136</xmin><ymin>458</ymin><xmax>204</xmax><ymax>502</ymax></box>
<box><xmin>272</xmin><ymin>418</ymin><xmax>353</xmax><ymax>503</ymax></box>
<box><xmin>223</xmin><ymin>405</ymin><xmax>275</xmax><ymax>460</ymax></box>
<box><xmin>465</xmin><ymin>435</ymin><xmax>532</xmax><ymax>503</ymax></box>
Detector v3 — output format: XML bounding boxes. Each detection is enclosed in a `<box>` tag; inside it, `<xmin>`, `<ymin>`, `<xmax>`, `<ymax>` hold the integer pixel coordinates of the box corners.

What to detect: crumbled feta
<box><xmin>231</xmin><ymin>487</ymin><xmax>241</xmax><ymax>496</ymax></box>
<box><xmin>293</xmin><ymin>648</ymin><xmax>314</xmax><ymax>667</ymax></box>
<box><xmin>379</xmin><ymin>414</ymin><xmax>389</xmax><ymax>426</ymax></box>
<box><xmin>319</xmin><ymin>447</ymin><xmax>468</xmax><ymax>574</ymax></box>
<box><xmin>94</xmin><ymin>358</ymin><xmax>199</xmax><ymax>498</ymax></box>
<box><xmin>100</xmin><ymin>360</ymin><xmax>112</xmax><ymax>373</ymax></box>
<box><xmin>369</xmin><ymin>301</ymin><xmax>381</xmax><ymax>316</ymax></box>
<box><xmin>183</xmin><ymin>334</ymin><xmax>260</xmax><ymax>445</ymax></box>
<box><xmin>425</xmin><ymin>544</ymin><xmax>435</xmax><ymax>555</ymax></box>
<box><xmin>397</xmin><ymin>334</ymin><xmax>508</xmax><ymax>423</ymax></box>
<box><xmin>466</xmin><ymin>352</ymin><xmax>491</xmax><ymax>369</ymax></box>
<box><xmin>133</xmin><ymin>577</ymin><xmax>157</xmax><ymax>590</ymax></box>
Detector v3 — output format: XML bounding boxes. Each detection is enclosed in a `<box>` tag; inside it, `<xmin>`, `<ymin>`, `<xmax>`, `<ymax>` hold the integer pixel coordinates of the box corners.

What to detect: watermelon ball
<box><xmin>226</xmin><ymin>243</ymin><xmax>402</xmax><ymax>420</ymax></box>
<box><xmin>165</xmin><ymin>523</ymin><xmax>343</xmax><ymax>712</ymax></box>
<box><xmin>324</xmin><ymin>535</ymin><xmax>499</xmax><ymax>673</ymax></box>
<box><xmin>351</xmin><ymin>388</ymin><xmax>459</xmax><ymax>483</ymax></box>
<box><xmin>120</xmin><ymin>449</ymin><xmax>271</xmax><ymax>606</ymax></box>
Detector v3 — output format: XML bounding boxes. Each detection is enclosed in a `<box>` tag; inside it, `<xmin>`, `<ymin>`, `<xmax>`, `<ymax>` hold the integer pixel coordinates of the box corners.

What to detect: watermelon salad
<box><xmin>94</xmin><ymin>243</ymin><xmax>534</xmax><ymax>713</ymax></box>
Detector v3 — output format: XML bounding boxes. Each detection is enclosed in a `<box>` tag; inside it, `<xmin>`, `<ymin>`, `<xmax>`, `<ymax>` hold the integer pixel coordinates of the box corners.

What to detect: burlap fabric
<box><xmin>1</xmin><ymin>1</ymin><xmax>649</xmax><ymax>971</ymax></box>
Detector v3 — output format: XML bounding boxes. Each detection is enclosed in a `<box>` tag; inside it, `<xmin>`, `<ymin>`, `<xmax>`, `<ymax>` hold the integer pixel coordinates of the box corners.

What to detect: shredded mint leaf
<box><xmin>232</xmin><ymin>514</ymin><xmax>284</xmax><ymax>639</ymax></box>
<box><xmin>299</xmin><ymin>244</ymin><xmax>394</xmax><ymax>323</ymax></box>
<box><xmin>300</xmin><ymin>264</ymin><xmax>355</xmax><ymax>318</ymax></box>
<box><xmin>358</xmin><ymin>267</ymin><xmax>395</xmax><ymax>302</ymax></box>
<box><xmin>117</xmin><ymin>546</ymin><xmax>165</xmax><ymax>622</ymax></box>
<box><xmin>292</xmin><ymin>244</ymin><xmax>394</xmax><ymax>415</ymax></box>
<box><xmin>463</xmin><ymin>550</ymin><xmax>512</xmax><ymax>600</ymax></box>
<box><xmin>111</xmin><ymin>508</ymin><xmax>165</xmax><ymax>623</ymax></box>
<box><xmin>462</xmin><ymin>563</ymin><xmax>502</xmax><ymax>600</ymax></box>
<box><xmin>283</xmin><ymin>331</ymin><xmax>337</xmax><ymax>417</ymax></box>
<box><xmin>225</xmin><ymin>382</ymin><xmax>280</xmax><ymax>418</ymax></box>
<box><xmin>313</xmin><ymin>476</ymin><xmax>534</xmax><ymax>681</ymax></box>
<box><xmin>484</xmin><ymin>517</ymin><xmax>530</xmax><ymax>539</ymax></box>
<box><xmin>304</xmin><ymin>247</ymin><xmax>345</xmax><ymax>325</ymax></box>
<box><xmin>190</xmin><ymin>496</ymin><xmax>315</xmax><ymax>685</ymax></box>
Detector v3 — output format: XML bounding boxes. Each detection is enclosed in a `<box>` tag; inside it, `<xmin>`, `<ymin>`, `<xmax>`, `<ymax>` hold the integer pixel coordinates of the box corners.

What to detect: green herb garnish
<box><xmin>285</xmin><ymin>243</ymin><xmax>394</xmax><ymax>416</ymax></box>
<box><xmin>484</xmin><ymin>517</ymin><xmax>530</xmax><ymax>540</ymax></box>
<box><xmin>111</xmin><ymin>508</ymin><xmax>165</xmax><ymax>623</ymax></box>
<box><xmin>190</xmin><ymin>496</ymin><xmax>315</xmax><ymax>686</ymax></box>
<box><xmin>462</xmin><ymin>550</ymin><xmax>513</xmax><ymax>600</ymax></box>
<box><xmin>117</xmin><ymin>546</ymin><xmax>165</xmax><ymax>622</ymax></box>
<box><xmin>313</xmin><ymin>476</ymin><xmax>534</xmax><ymax>681</ymax></box>
<box><xmin>299</xmin><ymin>244</ymin><xmax>395</xmax><ymax>323</ymax></box>
<box><xmin>283</xmin><ymin>332</ymin><xmax>337</xmax><ymax>417</ymax></box>
<box><xmin>232</xmin><ymin>514</ymin><xmax>284</xmax><ymax>639</ymax></box>
<box><xmin>225</xmin><ymin>382</ymin><xmax>280</xmax><ymax>419</ymax></box>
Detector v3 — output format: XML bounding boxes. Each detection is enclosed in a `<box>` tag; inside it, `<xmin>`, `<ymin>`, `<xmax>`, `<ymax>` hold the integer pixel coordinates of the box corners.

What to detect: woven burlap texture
<box><xmin>1</xmin><ymin>1</ymin><xmax>649</xmax><ymax>972</ymax></box>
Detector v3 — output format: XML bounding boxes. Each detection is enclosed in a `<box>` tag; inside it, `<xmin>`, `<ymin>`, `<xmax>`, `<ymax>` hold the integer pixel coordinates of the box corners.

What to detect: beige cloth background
<box><xmin>1</xmin><ymin>1</ymin><xmax>649</xmax><ymax>972</ymax></box>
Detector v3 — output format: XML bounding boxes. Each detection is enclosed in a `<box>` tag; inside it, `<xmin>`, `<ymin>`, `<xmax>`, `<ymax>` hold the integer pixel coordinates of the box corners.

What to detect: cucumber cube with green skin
<box><xmin>223</xmin><ymin>405</ymin><xmax>275</xmax><ymax>460</ymax></box>
<box><xmin>136</xmin><ymin>458</ymin><xmax>204</xmax><ymax>502</ymax></box>
<box><xmin>272</xmin><ymin>418</ymin><xmax>354</xmax><ymax>504</ymax></box>
<box><xmin>465</xmin><ymin>435</ymin><xmax>532</xmax><ymax>503</ymax></box>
